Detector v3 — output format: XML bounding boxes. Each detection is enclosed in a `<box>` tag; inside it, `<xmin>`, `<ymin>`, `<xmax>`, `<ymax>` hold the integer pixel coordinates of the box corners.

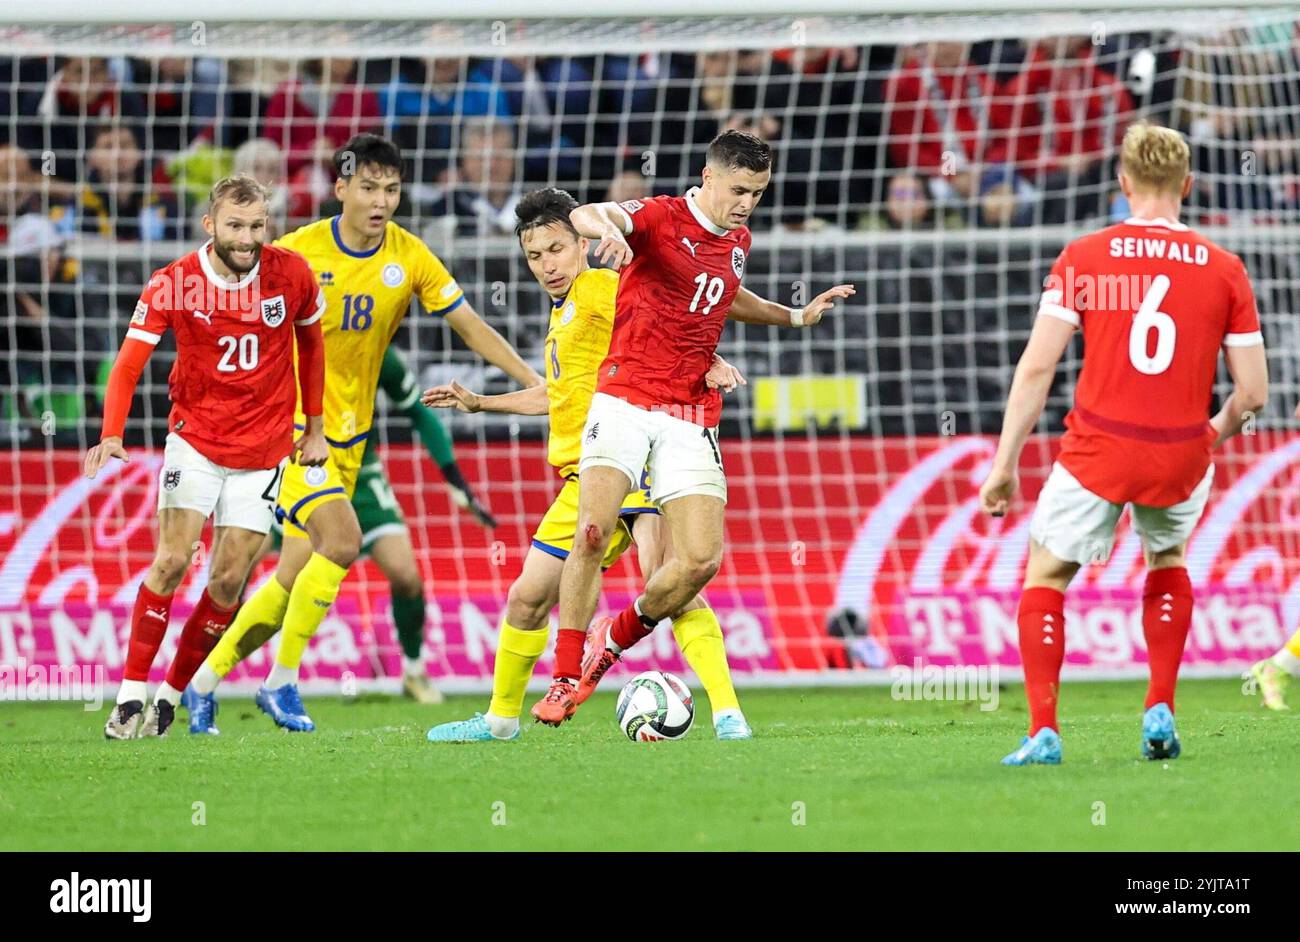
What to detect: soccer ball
<box><xmin>615</xmin><ymin>670</ymin><xmax>694</xmax><ymax>742</ymax></box>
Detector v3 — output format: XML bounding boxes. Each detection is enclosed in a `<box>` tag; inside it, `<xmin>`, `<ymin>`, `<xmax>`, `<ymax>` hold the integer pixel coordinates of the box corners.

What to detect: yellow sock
<box><xmin>275</xmin><ymin>553</ymin><xmax>348</xmax><ymax>670</ymax></box>
<box><xmin>206</xmin><ymin>576</ymin><xmax>291</xmax><ymax>678</ymax></box>
<box><xmin>1285</xmin><ymin>627</ymin><xmax>1300</xmax><ymax>660</ymax></box>
<box><xmin>488</xmin><ymin>621</ymin><xmax>549</xmax><ymax>718</ymax></box>
<box><xmin>672</xmin><ymin>607</ymin><xmax>740</xmax><ymax>714</ymax></box>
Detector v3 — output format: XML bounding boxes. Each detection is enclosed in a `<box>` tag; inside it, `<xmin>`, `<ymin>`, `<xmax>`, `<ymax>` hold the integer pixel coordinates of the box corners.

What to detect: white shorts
<box><xmin>157</xmin><ymin>433</ymin><xmax>285</xmax><ymax>534</ymax></box>
<box><xmin>1028</xmin><ymin>461</ymin><xmax>1215</xmax><ymax>565</ymax></box>
<box><xmin>578</xmin><ymin>393</ymin><xmax>727</xmax><ymax>505</ymax></box>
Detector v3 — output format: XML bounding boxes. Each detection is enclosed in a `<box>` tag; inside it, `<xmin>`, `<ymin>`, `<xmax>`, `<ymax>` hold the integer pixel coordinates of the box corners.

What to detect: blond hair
<box><xmin>208</xmin><ymin>172</ymin><xmax>271</xmax><ymax>217</ymax></box>
<box><xmin>1120</xmin><ymin>122</ymin><xmax>1190</xmax><ymax>194</ymax></box>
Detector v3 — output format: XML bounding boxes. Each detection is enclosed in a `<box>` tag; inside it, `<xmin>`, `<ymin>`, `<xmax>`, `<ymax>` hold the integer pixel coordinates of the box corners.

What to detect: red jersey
<box><xmin>1039</xmin><ymin>217</ymin><xmax>1262</xmax><ymax>507</ymax></box>
<box><xmin>597</xmin><ymin>191</ymin><xmax>752</xmax><ymax>427</ymax></box>
<box><xmin>127</xmin><ymin>242</ymin><xmax>324</xmax><ymax>469</ymax></box>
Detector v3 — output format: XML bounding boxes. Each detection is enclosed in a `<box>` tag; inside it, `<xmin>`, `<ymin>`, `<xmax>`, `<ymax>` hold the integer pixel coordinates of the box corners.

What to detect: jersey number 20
<box><xmin>217</xmin><ymin>334</ymin><xmax>259</xmax><ymax>372</ymax></box>
<box><xmin>1128</xmin><ymin>274</ymin><xmax>1175</xmax><ymax>375</ymax></box>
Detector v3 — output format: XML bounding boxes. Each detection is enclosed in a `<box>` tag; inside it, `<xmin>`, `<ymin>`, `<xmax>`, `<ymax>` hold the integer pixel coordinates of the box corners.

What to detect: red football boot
<box><xmin>576</xmin><ymin>616</ymin><xmax>620</xmax><ymax>705</ymax></box>
<box><xmin>530</xmin><ymin>679</ymin><xmax>578</xmax><ymax>726</ymax></box>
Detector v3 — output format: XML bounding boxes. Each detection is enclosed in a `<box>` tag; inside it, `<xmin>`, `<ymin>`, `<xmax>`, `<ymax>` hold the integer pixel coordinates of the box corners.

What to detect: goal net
<box><xmin>2</xmin><ymin>3</ymin><xmax>1298</xmax><ymax>694</ymax></box>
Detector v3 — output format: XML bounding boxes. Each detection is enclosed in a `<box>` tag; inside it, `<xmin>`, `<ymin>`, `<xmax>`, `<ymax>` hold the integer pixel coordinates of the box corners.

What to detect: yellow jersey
<box><xmin>544</xmin><ymin>267</ymin><xmax>618</xmax><ymax>478</ymax></box>
<box><xmin>275</xmin><ymin>216</ymin><xmax>465</xmax><ymax>449</ymax></box>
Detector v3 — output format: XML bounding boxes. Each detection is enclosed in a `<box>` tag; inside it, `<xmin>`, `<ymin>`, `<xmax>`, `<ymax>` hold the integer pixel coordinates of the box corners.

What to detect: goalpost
<box><xmin>1</xmin><ymin>3</ymin><xmax>1297</xmax><ymax>695</ymax></box>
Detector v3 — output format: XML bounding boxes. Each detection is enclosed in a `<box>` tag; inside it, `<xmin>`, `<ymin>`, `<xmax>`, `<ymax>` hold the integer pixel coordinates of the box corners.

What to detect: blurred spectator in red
<box><xmin>75</xmin><ymin>124</ymin><xmax>176</xmax><ymax>240</ymax></box>
<box><xmin>17</xmin><ymin>57</ymin><xmax>145</xmax><ymax>182</ymax></box>
<box><xmin>884</xmin><ymin>42</ymin><xmax>1009</xmax><ymax>202</ymax></box>
<box><xmin>263</xmin><ymin>58</ymin><xmax>381</xmax><ymax>179</ymax></box>
<box><xmin>994</xmin><ymin>36</ymin><xmax>1136</xmax><ymax>222</ymax></box>
<box><xmin>125</xmin><ymin>56</ymin><xmax>220</xmax><ymax>156</ymax></box>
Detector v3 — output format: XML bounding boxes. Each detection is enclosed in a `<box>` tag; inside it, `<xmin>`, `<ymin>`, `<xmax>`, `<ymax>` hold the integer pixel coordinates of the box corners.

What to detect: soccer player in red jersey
<box><xmin>979</xmin><ymin>123</ymin><xmax>1269</xmax><ymax>764</ymax></box>
<box><xmin>84</xmin><ymin>174</ymin><xmax>328</xmax><ymax>739</ymax></box>
<box><xmin>530</xmin><ymin>130</ymin><xmax>855</xmax><ymax>725</ymax></box>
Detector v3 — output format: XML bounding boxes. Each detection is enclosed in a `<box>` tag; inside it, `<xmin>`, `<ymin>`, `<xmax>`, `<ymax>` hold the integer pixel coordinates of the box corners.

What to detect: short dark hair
<box><xmin>514</xmin><ymin>187</ymin><xmax>580</xmax><ymax>241</ymax></box>
<box><xmin>334</xmin><ymin>133</ymin><xmax>404</xmax><ymax>181</ymax></box>
<box><xmin>706</xmin><ymin>129</ymin><xmax>772</xmax><ymax>174</ymax></box>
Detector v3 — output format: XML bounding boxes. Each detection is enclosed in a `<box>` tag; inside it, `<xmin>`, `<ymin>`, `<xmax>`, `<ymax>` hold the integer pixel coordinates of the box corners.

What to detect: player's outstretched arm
<box><xmin>979</xmin><ymin>314</ymin><xmax>1076</xmax><ymax>517</ymax></box>
<box><xmin>84</xmin><ymin>334</ymin><xmax>156</xmax><ymax>479</ymax></box>
<box><xmin>422</xmin><ymin>380</ymin><xmax>549</xmax><ymax>416</ymax></box>
<box><xmin>1210</xmin><ymin>343</ymin><xmax>1268</xmax><ymax>447</ymax></box>
<box><xmin>444</xmin><ymin>301</ymin><xmax>545</xmax><ymax>389</ymax></box>
<box><xmin>727</xmin><ymin>284</ymin><xmax>855</xmax><ymax>327</ymax></box>
<box><xmin>569</xmin><ymin>202</ymin><xmax>634</xmax><ymax>270</ymax></box>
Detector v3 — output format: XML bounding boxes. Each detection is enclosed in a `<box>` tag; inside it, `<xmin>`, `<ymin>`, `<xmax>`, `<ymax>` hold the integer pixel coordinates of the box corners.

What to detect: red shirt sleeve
<box><xmin>100</xmin><ymin>337</ymin><xmax>155</xmax><ymax>441</ymax></box>
<box><xmin>618</xmin><ymin>196</ymin><xmax>670</xmax><ymax>254</ymax></box>
<box><xmin>294</xmin><ymin>319</ymin><xmax>325</xmax><ymax>416</ymax></box>
<box><xmin>1037</xmin><ymin>244</ymin><xmax>1082</xmax><ymax>329</ymax></box>
<box><xmin>1224</xmin><ymin>255</ymin><xmax>1262</xmax><ymax>346</ymax></box>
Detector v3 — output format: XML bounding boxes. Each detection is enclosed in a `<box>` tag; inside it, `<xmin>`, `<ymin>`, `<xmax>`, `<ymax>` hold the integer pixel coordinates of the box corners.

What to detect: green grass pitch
<box><xmin>2</xmin><ymin>678</ymin><xmax>1297</xmax><ymax>851</ymax></box>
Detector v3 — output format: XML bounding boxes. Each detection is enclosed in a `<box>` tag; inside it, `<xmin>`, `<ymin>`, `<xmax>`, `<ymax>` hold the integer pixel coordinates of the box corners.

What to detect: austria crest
<box><xmin>731</xmin><ymin>247</ymin><xmax>746</xmax><ymax>279</ymax></box>
<box><xmin>260</xmin><ymin>294</ymin><xmax>287</xmax><ymax>327</ymax></box>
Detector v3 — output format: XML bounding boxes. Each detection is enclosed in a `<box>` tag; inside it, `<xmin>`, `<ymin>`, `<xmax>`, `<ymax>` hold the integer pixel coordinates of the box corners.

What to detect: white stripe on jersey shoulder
<box><xmin>684</xmin><ymin>187</ymin><xmax>728</xmax><ymax>237</ymax></box>
<box><xmin>1223</xmin><ymin>331</ymin><xmax>1264</xmax><ymax>347</ymax></box>
<box><xmin>1124</xmin><ymin>216</ymin><xmax>1190</xmax><ymax>232</ymax></box>
<box><xmin>126</xmin><ymin>327</ymin><xmax>163</xmax><ymax>345</ymax></box>
<box><xmin>1037</xmin><ymin>303</ymin><xmax>1080</xmax><ymax>327</ymax></box>
<box><xmin>198</xmin><ymin>239</ymin><xmax>261</xmax><ymax>289</ymax></box>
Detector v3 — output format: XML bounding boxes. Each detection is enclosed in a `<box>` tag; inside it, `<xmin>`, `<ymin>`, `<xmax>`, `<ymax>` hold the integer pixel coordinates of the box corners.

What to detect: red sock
<box><xmin>1143</xmin><ymin>567</ymin><xmax>1193</xmax><ymax>711</ymax></box>
<box><xmin>610</xmin><ymin>603</ymin><xmax>655</xmax><ymax>651</ymax></box>
<box><xmin>124</xmin><ymin>584</ymin><xmax>175</xmax><ymax>682</ymax></box>
<box><xmin>165</xmin><ymin>589</ymin><xmax>237</xmax><ymax>691</ymax></box>
<box><xmin>553</xmin><ymin>628</ymin><xmax>586</xmax><ymax>682</ymax></box>
<box><xmin>1018</xmin><ymin>586</ymin><xmax>1066</xmax><ymax>736</ymax></box>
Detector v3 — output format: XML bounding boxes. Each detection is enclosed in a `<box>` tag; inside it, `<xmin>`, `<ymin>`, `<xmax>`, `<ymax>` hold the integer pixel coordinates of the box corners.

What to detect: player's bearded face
<box><xmin>212</xmin><ymin>203</ymin><xmax>268</xmax><ymax>274</ymax></box>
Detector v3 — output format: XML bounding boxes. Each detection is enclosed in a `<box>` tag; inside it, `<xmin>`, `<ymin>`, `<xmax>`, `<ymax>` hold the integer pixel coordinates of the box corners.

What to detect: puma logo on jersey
<box><xmin>191</xmin><ymin>310</ymin><xmax>213</xmax><ymax>325</ymax></box>
<box><xmin>681</xmin><ymin>237</ymin><xmax>700</xmax><ymax>257</ymax></box>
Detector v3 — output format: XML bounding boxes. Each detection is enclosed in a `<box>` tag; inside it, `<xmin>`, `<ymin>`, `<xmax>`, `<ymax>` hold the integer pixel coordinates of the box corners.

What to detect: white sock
<box><xmin>154</xmin><ymin>682</ymin><xmax>182</xmax><ymax>706</ymax></box>
<box><xmin>485</xmin><ymin>711</ymin><xmax>519</xmax><ymax>739</ymax></box>
<box><xmin>605</xmin><ymin>633</ymin><xmax>623</xmax><ymax>655</ymax></box>
<box><xmin>713</xmin><ymin>707</ymin><xmax>745</xmax><ymax>726</ymax></box>
<box><xmin>266</xmin><ymin>662</ymin><xmax>298</xmax><ymax>689</ymax></box>
<box><xmin>191</xmin><ymin>664</ymin><xmax>220</xmax><ymax>696</ymax></box>
<box><xmin>1273</xmin><ymin>648</ymin><xmax>1300</xmax><ymax>676</ymax></box>
<box><xmin>402</xmin><ymin>655</ymin><xmax>424</xmax><ymax>679</ymax></box>
<box><xmin>117</xmin><ymin>679</ymin><xmax>147</xmax><ymax>705</ymax></box>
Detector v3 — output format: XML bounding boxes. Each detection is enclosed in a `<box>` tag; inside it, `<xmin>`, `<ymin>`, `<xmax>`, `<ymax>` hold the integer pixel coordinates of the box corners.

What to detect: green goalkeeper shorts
<box><xmin>270</xmin><ymin>461</ymin><xmax>406</xmax><ymax>558</ymax></box>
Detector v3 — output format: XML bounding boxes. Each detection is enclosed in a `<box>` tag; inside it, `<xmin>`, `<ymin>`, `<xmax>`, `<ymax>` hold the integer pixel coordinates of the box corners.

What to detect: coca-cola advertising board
<box><xmin>1</xmin><ymin>434</ymin><xmax>1296</xmax><ymax>691</ymax></box>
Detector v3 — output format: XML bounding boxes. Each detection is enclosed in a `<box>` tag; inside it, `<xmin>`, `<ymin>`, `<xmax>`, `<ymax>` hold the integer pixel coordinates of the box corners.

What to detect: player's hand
<box><xmin>796</xmin><ymin>284</ymin><xmax>855</xmax><ymax>327</ymax></box>
<box><xmin>83</xmin><ymin>436</ymin><xmax>128</xmax><ymax>479</ymax></box>
<box><xmin>594</xmin><ymin>226</ymin><xmax>633</xmax><ymax>270</ymax></box>
<box><xmin>705</xmin><ymin>354</ymin><xmax>747</xmax><ymax>393</ymax></box>
<box><xmin>293</xmin><ymin>429</ymin><xmax>329</xmax><ymax>467</ymax></box>
<box><xmin>979</xmin><ymin>466</ymin><xmax>1018</xmax><ymax>518</ymax></box>
<box><xmin>422</xmin><ymin>381</ymin><xmax>482</xmax><ymax>414</ymax></box>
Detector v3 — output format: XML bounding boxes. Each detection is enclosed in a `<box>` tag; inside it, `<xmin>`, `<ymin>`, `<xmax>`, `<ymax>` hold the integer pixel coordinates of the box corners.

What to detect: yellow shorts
<box><xmin>275</xmin><ymin>436</ymin><xmax>366</xmax><ymax>535</ymax></box>
<box><xmin>532</xmin><ymin>475</ymin><xmax>659</xmax><ymax>568</ymax></box>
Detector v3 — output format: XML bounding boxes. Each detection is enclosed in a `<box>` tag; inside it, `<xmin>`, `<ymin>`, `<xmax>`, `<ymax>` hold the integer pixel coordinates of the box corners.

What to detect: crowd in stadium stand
<box><xmin>2</xmin><ymin>34</ymin><xmax>1298</xmax><ymax>251</ymax></box>
<box><xmin>2</xmin><ymin>34</ymin><xmax>1298</xmax><ymax>440</ymax></box>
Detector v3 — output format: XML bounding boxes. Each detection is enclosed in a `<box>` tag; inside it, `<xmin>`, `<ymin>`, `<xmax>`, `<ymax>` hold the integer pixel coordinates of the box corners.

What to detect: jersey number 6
<box><xmin>1128</xmin><ymin>274</ymin><xmax>1175</xmax><ymax>376</ymax></box>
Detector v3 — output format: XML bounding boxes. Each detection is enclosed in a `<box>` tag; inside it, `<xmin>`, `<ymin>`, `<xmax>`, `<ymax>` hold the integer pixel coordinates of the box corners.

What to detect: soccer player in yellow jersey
<box><xmin>424</xmin><ymin>188</ymin><xmax>754</xmax><ymax>741</ymax></box>
<box><xmin>186</xmin><ymin>134</ymin><xmax>541</xmax><ymax>733</ymax></box>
